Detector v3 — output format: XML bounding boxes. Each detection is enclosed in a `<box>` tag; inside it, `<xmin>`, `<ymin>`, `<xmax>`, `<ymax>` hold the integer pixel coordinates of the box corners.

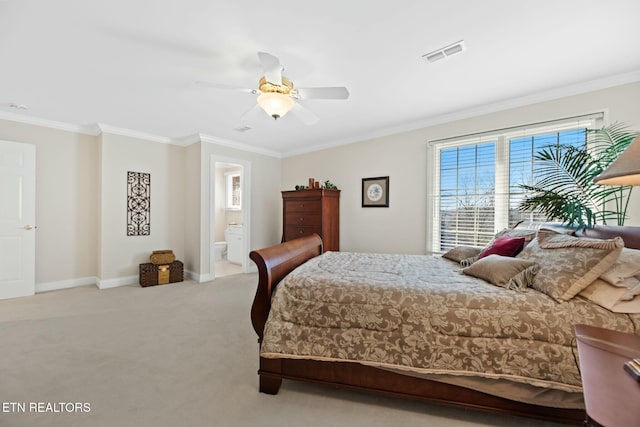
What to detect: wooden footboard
<box><xmin>248</xmin><ymin>234</ymin><xmax>584</xmax><ymax>424</ymax></box>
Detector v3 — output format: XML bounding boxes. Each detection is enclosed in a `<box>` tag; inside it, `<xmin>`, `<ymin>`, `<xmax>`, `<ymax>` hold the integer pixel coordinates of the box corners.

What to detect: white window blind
<box><xmin>427</xmin><ymin>113</ymin><xmax>604</xmax><ymax>253</ymax></box>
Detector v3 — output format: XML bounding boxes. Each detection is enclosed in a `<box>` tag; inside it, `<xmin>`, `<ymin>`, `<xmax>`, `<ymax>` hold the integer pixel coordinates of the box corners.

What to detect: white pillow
<box><xmin>579</xmin><ymin>278</ymin><xmax>640</xmax><ymax>313</ymax></box>
<box><xmin>600</xmin><ymin>247</ymin><xmax>640</xmax><ymax>285</ymax></box>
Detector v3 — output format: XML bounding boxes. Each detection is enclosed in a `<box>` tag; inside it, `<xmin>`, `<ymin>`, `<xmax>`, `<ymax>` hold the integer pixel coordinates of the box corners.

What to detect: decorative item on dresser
<box><xmin>281</xmin><ymin>189</ymin><xmax>340</xmax><ymax>252</ymax></box>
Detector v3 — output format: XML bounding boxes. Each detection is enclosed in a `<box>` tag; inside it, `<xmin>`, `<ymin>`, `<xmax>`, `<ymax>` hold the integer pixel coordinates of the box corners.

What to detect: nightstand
<box><xmin>574</xmin><ymin>324</ymin><xmax>640</xmax><ymax>427</ymax></box>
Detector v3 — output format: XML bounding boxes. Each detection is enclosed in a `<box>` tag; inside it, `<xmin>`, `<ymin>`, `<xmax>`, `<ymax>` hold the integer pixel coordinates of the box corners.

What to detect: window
<box><xmin>225</xmin><ymin>172</ymin><xmax>241</xmax><ymax>210</ymax></box>
<box><xmin>428</xmin><ymin>114</ymin><xmax>603</xmax><ymax>253</ymax></box>
<box><xmin>439</xmin><ymin>142</ymin><xmax>496</xmax><ymax>249</ymax></box>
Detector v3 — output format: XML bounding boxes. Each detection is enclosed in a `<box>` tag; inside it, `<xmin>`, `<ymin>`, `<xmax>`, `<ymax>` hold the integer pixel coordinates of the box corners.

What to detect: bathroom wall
<box><xmin>214</xmin><ymin>164</ymin><xmax>242</xmax><ymax>242</ymax></box>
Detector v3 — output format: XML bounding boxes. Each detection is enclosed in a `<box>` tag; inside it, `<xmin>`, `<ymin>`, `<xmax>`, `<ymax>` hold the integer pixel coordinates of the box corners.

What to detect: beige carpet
<box><xmin>0</xmin><ymin>274</ymin><xmax>569</xmax><ymax>427</ymax></box>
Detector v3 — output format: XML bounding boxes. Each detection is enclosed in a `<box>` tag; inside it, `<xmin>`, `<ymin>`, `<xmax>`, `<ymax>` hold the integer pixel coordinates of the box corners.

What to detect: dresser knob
<box><xmin>299</xmin><ymin>217</ymin><xmax>304</xmax><ymax>222</ymax></box>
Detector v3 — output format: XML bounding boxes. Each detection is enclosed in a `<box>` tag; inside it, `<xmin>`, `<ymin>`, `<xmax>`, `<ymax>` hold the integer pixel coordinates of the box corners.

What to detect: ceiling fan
<box><xmin>197</xmin><ymin>52</ymin><xmax>349</xmax><ymax>124</ymax></box>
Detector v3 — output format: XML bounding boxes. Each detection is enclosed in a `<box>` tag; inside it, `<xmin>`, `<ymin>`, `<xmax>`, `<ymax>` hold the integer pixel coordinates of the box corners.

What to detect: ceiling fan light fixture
<box><xmin>257</xmin><ymin>92</ymin><xmax>295</xmax><ymax>120</ymax></box>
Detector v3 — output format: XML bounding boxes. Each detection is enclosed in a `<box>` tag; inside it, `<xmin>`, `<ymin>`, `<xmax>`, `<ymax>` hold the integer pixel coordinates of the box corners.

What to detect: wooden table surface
<box><xmin>574</xmin><ymin>324</ymin><xmax>640</xmax><ymax>427</ymax></box>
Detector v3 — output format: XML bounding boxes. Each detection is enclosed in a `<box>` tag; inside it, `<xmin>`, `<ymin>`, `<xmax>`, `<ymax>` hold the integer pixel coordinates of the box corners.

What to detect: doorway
<box><xmin>211</xmin><ymin>157</ymin><xmax>250</xmax><ymax>278</ymax></box>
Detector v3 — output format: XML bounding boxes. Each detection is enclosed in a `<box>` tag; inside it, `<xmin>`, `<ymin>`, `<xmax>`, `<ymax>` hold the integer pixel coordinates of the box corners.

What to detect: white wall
<box><xmin>282</xmin><ymin>82</ymin><xmax>640</xmax><ymax>254</ymax></box>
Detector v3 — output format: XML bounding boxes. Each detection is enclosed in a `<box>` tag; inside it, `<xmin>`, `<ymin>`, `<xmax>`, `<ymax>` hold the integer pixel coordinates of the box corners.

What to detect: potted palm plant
<box><xmin>518</xmin><ymin>122</ymin><xmax>637</xmax><ymax>228</ymax></box>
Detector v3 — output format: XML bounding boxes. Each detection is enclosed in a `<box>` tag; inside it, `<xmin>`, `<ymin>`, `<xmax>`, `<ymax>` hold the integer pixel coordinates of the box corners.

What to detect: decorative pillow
<box><xmin>579</xmin><ymin>278</ymin><xmax>640</xmax><ymax>313</ymax></box>
<box><xmin>478</xmin><ymin>235</ymin><xmax>526</xmax><ymax>259</ymax></box>
<box><xmin>442</xmin><ymin>246</ymin><xmax>482</xmax><ymax>263</ymax></box>
<box><xmin>462</xmin><ymin>254</ymin><xmax>538</xmax><ymax>291</ymax></box>
<box><xmin>599</xmin><ymin>247</ymin><xmax>640</xmax><ymax>286</ymax></box>
<box><xmin>491</xmin><ymin>228</ymin><xmax>537</xmax><ymax>246</ymax></box>
<box><xmin>516</xmin><ymin>230</ymin><xmax>624</xmax><ymax>302</ymax></box>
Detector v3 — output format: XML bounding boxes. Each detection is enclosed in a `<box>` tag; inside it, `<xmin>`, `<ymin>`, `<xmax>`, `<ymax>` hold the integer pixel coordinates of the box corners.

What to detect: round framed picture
<box><xmin>362</xmin><ymin>176</ymin><xmax>389</xmax><ymax>207</ymax></box>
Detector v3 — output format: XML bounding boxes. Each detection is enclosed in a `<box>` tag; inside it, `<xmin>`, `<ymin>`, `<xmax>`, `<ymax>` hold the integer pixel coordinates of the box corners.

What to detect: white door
<box><xmin>0</xmin><ymin>140</ymin><xmax>36</xmax><ymax>299</ymax></box>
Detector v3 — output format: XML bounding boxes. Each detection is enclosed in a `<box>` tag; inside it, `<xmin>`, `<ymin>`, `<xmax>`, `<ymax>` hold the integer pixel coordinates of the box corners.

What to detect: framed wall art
<box><xmin>362</xmin><ymin>176</ymin><xmax>389</xmax><ymax>207</ymax></box>
<box><xmin>127</xmin><ymin>171</ymin><xmax>151</xmax><ymax>236</ymax></box>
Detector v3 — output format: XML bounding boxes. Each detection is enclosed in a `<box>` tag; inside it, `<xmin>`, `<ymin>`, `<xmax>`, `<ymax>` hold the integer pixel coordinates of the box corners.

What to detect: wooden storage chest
<box><xmin>139</xmin><ymin>260</ymin><xmax>184</xmax><ymax>287</ymax></box>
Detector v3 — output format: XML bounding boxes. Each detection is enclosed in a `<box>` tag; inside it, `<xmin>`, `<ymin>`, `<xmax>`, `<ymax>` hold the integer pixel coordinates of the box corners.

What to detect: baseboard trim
<box><xmin>187</xmin><ymin>271</ymin><xmax>214</xmax><ymax>283</ymax></box>
<box><xmin>97</xmin><ymin>275</ymin><xmax>139</xmax><ymax>290</ymax></box>
<box><xmin>35</xmin><ymin>270</ymin><xmax>230</xmax><ymax>293</ymax></box>
<box><xmin>36</xmin><ymin>276</ymin><xmax>98</xmax><ymax>293</ymax></box>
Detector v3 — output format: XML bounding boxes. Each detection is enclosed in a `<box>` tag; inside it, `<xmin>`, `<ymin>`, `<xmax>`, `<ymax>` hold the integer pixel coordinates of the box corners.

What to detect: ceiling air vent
<box><xmin>234</xmin><ymin>126</ymin><xmax>252</xmax><ymax>133</ymax></box>
<box><xmin>422</xmin><ymin>40</ymin><xmax>465</xmax><ymax>63</ymax></box>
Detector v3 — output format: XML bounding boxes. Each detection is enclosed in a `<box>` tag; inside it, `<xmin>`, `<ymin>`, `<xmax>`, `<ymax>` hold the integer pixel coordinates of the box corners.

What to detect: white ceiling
<box><xmin>1</xmin><ymin>0</ymin><xmax>639</xmax><ymax>156</ymax></box>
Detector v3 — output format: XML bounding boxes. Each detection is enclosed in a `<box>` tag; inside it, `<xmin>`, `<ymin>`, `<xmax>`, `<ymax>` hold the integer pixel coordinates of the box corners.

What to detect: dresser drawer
<box><xmin>285</xmin><ymin>226</ymin><xmax>321</xmax><ymax>240</ymax></box>
<box><xmin>284</xmin><ymin>200</ymin><xmax>321</xmax><ymax>213</ymax></box>
<box><xmin>285</xmin><ymin>212</ymin><xmax>321</xmax><ymax>227</ymax></box>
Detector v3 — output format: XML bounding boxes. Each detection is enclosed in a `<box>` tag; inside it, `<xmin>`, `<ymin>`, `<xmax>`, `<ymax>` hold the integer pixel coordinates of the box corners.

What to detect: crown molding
<box><xmin>281</xmin><ymin>70</ymin><xmax>640</xmax><ymax>157</ymax></box>
<box><xmin>2</xmin><ymin>70</ymin><xmax>638</xmax><ymax>159</ymax></box>
<box><xmin>0</xmin><ymin>113</ymin><xmax>281</xmax><ymax>157</ymax></box>
<box><xmin>0</xmin><ymin>111</ymin><xmax>97</xmax><ymax>135</ymax></box>
<box><xmin>96</xmin><ymin>123</ymin><xmax>172</xmax><ymax>144</ymax></box>
<box><xmin>197</xmin><ymin>133</ymin><xmax>282</xmax><ymax>158</ymax></box>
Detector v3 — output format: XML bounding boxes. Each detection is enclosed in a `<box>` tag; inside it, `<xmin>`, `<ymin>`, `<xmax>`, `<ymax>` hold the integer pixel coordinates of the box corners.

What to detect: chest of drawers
<box><xmin>282</xmin><ymin>189</ymin><xmax>340</xmax><ymax>251</ymax></box>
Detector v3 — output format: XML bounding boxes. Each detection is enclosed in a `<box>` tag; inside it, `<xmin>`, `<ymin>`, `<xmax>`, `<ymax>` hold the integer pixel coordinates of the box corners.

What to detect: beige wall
<box><xmin>99</xmin><ymin>132</ymin><xmax>186</xmax><ymax>284</ymax></box>
<box><xmin>0</xmin><ymin>119</ymin><xmax>282</xmax><ymax>288</ymax></box>
<box><xmin>1</xmin><ymin>80</ymin><xmax>637</xmax><ymax>289</ymax></box>
<box><xmin>183</xmin><ymin>142</ymin><xmax>202</xmax><ymax>276</ymax></box>
<box><xmin>282</xmin><ymin>82</ymin><xmax>640</xmax><ymax>254</ymax></box>
<box><xmin>197</xmin><ymin>139</ymin><xmax>281</xmax><ymax>279</ymax></box>
<box><xmin>0</xmin><ymin>119</ymin><xmax>99</xmax><ymax>284</ymax></box>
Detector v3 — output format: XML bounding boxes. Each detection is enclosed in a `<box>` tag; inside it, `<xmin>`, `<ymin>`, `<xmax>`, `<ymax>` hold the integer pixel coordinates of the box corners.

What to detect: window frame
<box><xmin>225</xmin><ymin>172</ymin><xmax>242</xmax><ymax>210</ymax></box>
<box><xmin>426</xmin><ymin>113</ymin><xmax>604</xmax><ymax>253</ymax></box>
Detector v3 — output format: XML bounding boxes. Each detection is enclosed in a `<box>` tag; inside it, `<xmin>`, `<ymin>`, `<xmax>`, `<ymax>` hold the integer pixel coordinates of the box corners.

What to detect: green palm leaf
<box><xmin>518</xmin><ymin>122</ymin><xmax>636</xmax><ymax>227</ymax></box>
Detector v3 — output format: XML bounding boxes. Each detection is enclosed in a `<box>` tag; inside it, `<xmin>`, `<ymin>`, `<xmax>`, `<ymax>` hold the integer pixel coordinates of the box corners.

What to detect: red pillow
<box><xmin>478</xmin><ymin>235</ymin><xmax>526</xmax><ymax>259</ymax></box>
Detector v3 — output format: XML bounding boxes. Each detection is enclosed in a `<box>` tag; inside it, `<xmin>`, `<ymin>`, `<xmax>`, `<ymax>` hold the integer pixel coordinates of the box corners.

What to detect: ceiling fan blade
<box><xmin>296</xmin><ymin>86</ymin><xmax>349</xmax><ymax>100</ymax></box>
<box><xmin>239</xmin><ymin>104</ymin><xmax>265</xmax><ymax>122</ymax></box>
<box><xmin>290</xmin><ymin>103</ymin><xmax>319</xmax><ymax>125</ymax></box>
<box><xmin>195</xmin><ymin>81</ymin><xmax>256</xmax><ymax>93</ymax></box>
<box><xmin>257</xmin><ymin>52</ymin><xmax>282</xmax><ymax>85</ymax></box>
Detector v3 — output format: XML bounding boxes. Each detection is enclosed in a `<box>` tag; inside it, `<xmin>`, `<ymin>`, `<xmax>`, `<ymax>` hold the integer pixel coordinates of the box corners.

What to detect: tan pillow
<box><xmin>516</xmin><ymin>230</ymin><xmax>624</xmax><ymax>302</ymax></box>
<box><xmin>599</xmin><ymin>247</ymin><xmax>640</xmax><ymax>285</ymax></box>
<box><xmin>579</xmin><ymin>278</ymin><xmax>640</xmax><ymax>313</ymax></box>
<box><xmin>491</xmin><ymin>228</ymin><xmax>537</xmax><ymax>246</ymax></box>
<box><xmin>442</xmin><ymin>246</ymin><xmax>482</xmax><ymax>263</ymax></box>
<box><xmin>462</xmin><ymin>254</ymin><xmax>538</xmax><ymax>291</ymax></box>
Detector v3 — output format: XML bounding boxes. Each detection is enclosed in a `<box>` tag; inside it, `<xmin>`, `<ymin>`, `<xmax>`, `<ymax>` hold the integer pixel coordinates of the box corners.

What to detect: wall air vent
<box><xmin>422</xmin><ymin>40</ymin><xmax>465</xmax><ymax>63</ymax></box>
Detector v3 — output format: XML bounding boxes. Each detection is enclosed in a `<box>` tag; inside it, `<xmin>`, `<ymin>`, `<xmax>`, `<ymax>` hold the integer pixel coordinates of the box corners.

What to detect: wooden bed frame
<box><xmin>249</xmin><ymin>224</ymin><xmax>640</xmax><ymax>425</ymax></box>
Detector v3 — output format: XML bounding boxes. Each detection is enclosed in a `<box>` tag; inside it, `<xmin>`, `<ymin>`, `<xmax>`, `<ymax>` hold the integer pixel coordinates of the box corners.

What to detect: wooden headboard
<box><xmin>515</xmin><ymin>221</ymin><xmax>640</xmax><ymax>250</ymax></box>
<box><xmin>575</xmin><ymin>225</ymin><xmax>640</xmax><ymax>250</ymax></box>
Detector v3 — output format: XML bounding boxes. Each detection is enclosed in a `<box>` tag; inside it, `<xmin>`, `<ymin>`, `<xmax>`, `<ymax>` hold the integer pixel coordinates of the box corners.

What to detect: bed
<box><xmin>249</xmin><ymin>223</ymin><xmax>640</xmax><ymax>424</ymax></box>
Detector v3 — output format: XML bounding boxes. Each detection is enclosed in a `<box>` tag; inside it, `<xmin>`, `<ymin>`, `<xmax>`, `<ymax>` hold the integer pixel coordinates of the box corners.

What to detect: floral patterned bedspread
<box><xmin>261</xmin><ymin>251</ymin><xmax>640</xmax><ymax>392</ymax></box>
